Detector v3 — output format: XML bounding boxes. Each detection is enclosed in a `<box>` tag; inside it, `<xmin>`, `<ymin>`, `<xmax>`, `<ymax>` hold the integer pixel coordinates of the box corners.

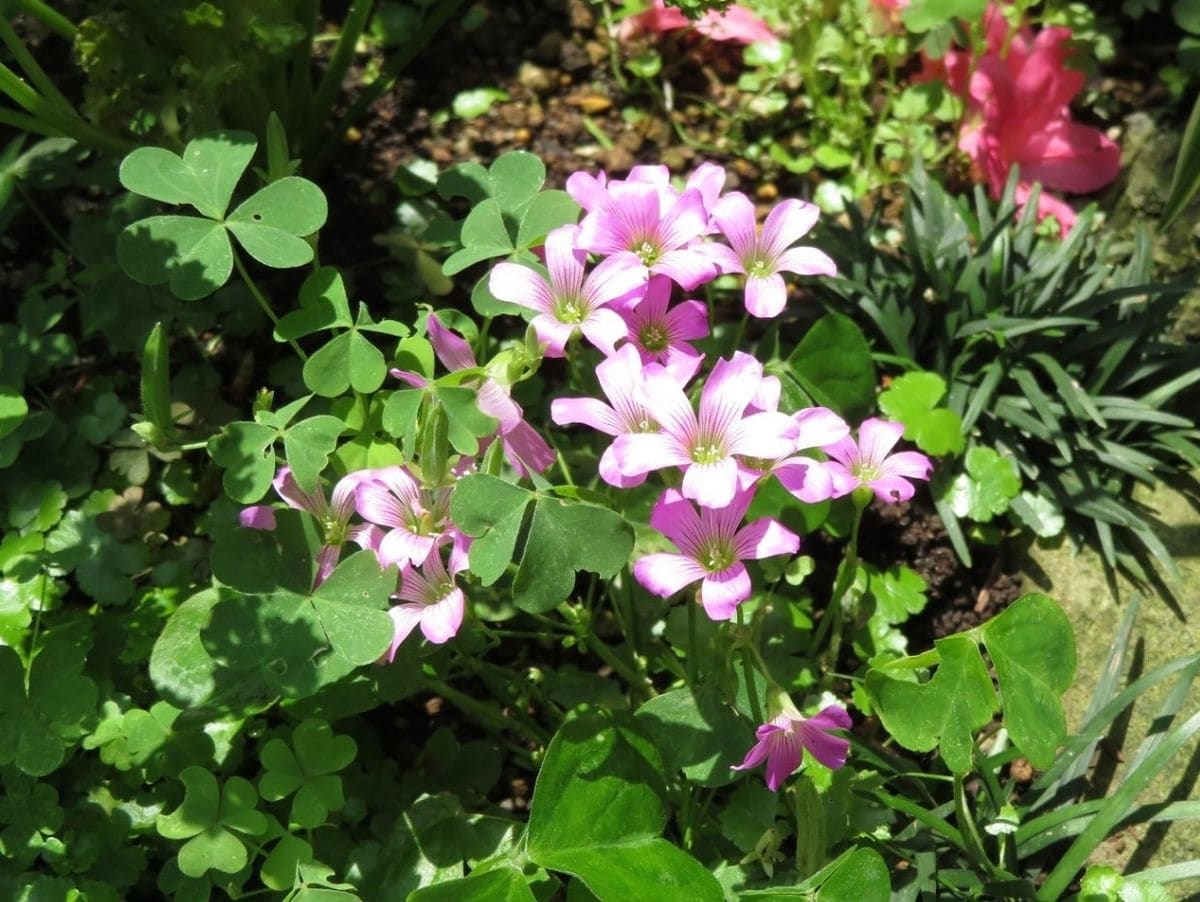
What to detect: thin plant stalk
<box><xmin>10</xmin><ymin>0</ymin><xmax>76</xmax><ymax>41</ymax></box>
<box><xmin>304</xmin><ymin>0</ymin><xmax>375</xmax><ymax>155</ymax></box>
<box><xmin>232</xmin><ymin>251</ymin><xmax>309</xmax><ymax>362</ymax></box>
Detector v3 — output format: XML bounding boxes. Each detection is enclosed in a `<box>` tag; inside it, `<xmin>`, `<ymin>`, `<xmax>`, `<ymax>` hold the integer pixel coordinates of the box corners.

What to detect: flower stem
<box><xmin>686</xmin><ymin>597</ymin><xmax>698</xmax><ymax>684</ymax></box>
<box><xmin>232</xmin><ymin>251</ymin><xmax>308</xmax><ymax>362</ymax></box>
<box><xmin>736</xmin><ymin>606</ymin><xmax>764</xmax><ymax>724</ymax></box>
<box><xmin>420</xmin><ymin>673</ymin><xmax>547</xmax><ymax>746</ymax></box>
<box><xmin>810</xmin><ymin>497</ymin><xmax>867</xmax><ymax>666</ymax></box>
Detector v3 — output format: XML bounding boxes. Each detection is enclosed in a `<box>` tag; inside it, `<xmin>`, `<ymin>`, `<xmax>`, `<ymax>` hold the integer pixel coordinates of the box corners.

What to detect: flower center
<box><xmin>430</xmin><ymin>580</ymin><xmax>456</xmax><ymax>605</ymax></box>
<box><xmin>700</xmin><ymin>539</ymin><xmax>735</xmax><ymax>573</ymax></box>
<box><xmin>747</xmin><ymin>256</ymin><xmax>772</xmax><ymax>278</ymax></box>
<box><xmin>639</xmin><ymin>323</ymin><xmax>668</xmax><ymax>353</ymax></box>
<box><xmin>634</xmin><ymin>413</ymin><xmax>659</xmax><ymax>433</ymax></box>
<box><xmin>634</xmin><ymin>239</ymin><xmax>661</xmax><ymax>266</ymax></box>
<box><xmin>691</xmin><ymin>439</ymin><xmax>725</xmax><ymax>465</ymax></box>
<box><xmin>555</xmin><ymin>297</ymin><xmax>585</xmax><ymax>324</ymax></box>
<box><xmin>323</xmin><ymin>516</ymin><xmax>346</xmax><ymax>546</ymax></box>
<box><xmin>851</xmin><ymin>462</ymin><xmax>878</xmax><ymax>483</ymax></box>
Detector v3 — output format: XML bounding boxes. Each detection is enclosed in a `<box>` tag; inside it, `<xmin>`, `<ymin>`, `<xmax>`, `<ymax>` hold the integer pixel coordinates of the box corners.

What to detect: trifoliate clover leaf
<box><xmin>865</xmin><ymin>633</ymin><xmax>996</xmax><ymax>774</ymax></box>
<box><xmin>207</xmin><ymin>421</ymin><xmax>277</xmax><ymax>504</ymax></box>
<box><xmin>878</xmin><ymin>371</ymin><xmax>965</xmax><ymax>456</ymax></box>
<box><xmin>451</xmin><ymin>474</ymin><xmax>634</xmax><ymax>614</ymax></box>
<box><xmin>260</xmin><ymin>834</ymin><xmax>313</xmax><ymax>891</ymax></box>
<box><xmin>83</xmin><ymin>700</ymin><xmax>181</xmax><ymax>772</ymax></box>
<box><xmin>117</xmin><ymin>131</ymin><xmax>328</xmax><ymax>300</ymax></box>
<box><xmin>201</xmin><ymin>551</ymin><xmax>395</xmax><ymax>701</ymax></box>
<box><xmin>258</xmin><ymin>719</ymin><xmax>357</xmax><ymax>828</ymax></box>
<box><xmin>947</xmin><ymin>445</ymin><xmax>1021</xmax><ymax>522</ymax></box>
<box><xmin>0</xmin><ymin>775</ymin><xmax>63</xmax><ymax>869</ymax></box>
<box><xmin>0</xmin><ymin>637</ymin><xmax>98</xmax><ymax>776</ymax></box>
<box><xmin>157</xmin><ymin>765</ymin><xmax>269</xmax><ymax>878</ymax></box>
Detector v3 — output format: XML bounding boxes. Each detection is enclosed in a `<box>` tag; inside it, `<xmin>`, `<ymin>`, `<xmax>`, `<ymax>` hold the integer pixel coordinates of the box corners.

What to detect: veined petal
<box><xmin>794</xmin><ymin>407</ymin><xmax>850</xmax><ymax>450</ymax></box>
<box><xmin>699</xmin><ymin>562</ymin><xmax>751</xmax><ymax>621</ymax></box>
<box><xmin>775</xmin><ymin>457</ymin><xmax>836</xmax><ymax>503</ymax></box>
<box><xmin>545</xmin><ymin>225</ymin><xmax>587</xmax><ymax>300</ymax></box>
<box><xmin>711</xmin><ymin>191</ymin><xmax>758</xmax><ymax>256</ymax></box>
<box><xmin>797</xmin><ymin>717</ymin><xmax>851</xmax><ymax>770</ymax></box>
<box><xmin>566</xmin><ymin>170</ymin><xmax>609</xmax><ymax>211</ymax></box>
<box><xmin>390</xmin><ymin>368</ymin><xmax>429</xmax><ymax>389</ymax></box>
<box><xmin>648</xmin><ymin>487</ymin><xmax>705</xmax><ymax>554</ymax></box>
<box><xmin>731</xmin><ymin>735</ymin><xmax>772</xmax><ymax>773</ymax></box>
<box><xmin>426</xmin><ymin>313</ymin><xmax>477</xmax><ymax>371</ymax></box>
<box><xmin>379</xmin><ymin>528</ymin><xmax>436</xmax><ymax>569</ymax></box>
<box><xmin>355</xmin><ymin>479</ymin><xmax>409</xmax><ymax>529</ymax></box>
<box><xmin>532</xmin><ymin>314</ymin><xmax>577</xmax><ymax>358</ymax></box>
<box><xmin>809</xmin><ymin>704</ymin><xmax>852</xmax><ymax>732</ymax></box>
<box><xmin>728</xmin><ymin>411</ymin><xmax>799</xmax><ymax>460</ymax></box>
<box><xmin>699</xmin><ymin>352</ymin><xmax>764</xmax><ymax>444</ymax></box>
<box><xmin>775</xmin><ymin>246</ymin><xmax>838</xmax><ymax>278</ymax></box>
<box><xmin>599</xmin><ymin>445</ymin><xmax>647</xmax><ymax>488</ymax></box>
<box><xmin>867</xmin><ymin>474</ymin><xmax>918</xmax><ymax>504</ymax></box>
<box><xmin>686</xmin><ymin>161</ymin><xmax>727</xmax><ymax>214</ymax></box>
<box><xmin>761</xmin><ymin>729</ymin><xmax>803</xmax><ymax>791</ymax></box>
<box><xmin>633</xmin><ymin>552</ymin><xmax>707</xmax><ymax>598</ymax></box>
<box><xmin>551</xmin><ymin>396</ymin><xmax>620</xmax><ymax>435</ymax></box>
<box><xmin>274</xmin><ymin>467</ymin><xmax>327</xmax><ymax>518</ymax></box>
<box><xmin>882</xmin><ymin>450</ymin><xmax>933</xmax><ymax>480</ymax></box>
<box><xmin>822</xmin><ymin>461</ymin><xmax>861</xmax><ymax>498</ymax></box>
<box><xmin>314</xmin><ymin>545</ymin><xmax>342</xmax><ymax>588</ymax></box>
<box><xmin>420</xmin><ymin>589</ymin><xmax>465</xmax><ymax>644</ymax></box>
<box><xmin>581</xmin><ymin>307</ymin><xmax>628</xmax><ymax>356</ymax></box>
<box><xmin>658</xmin><ymin>189</ymin><xmax>711</xmax><ymax>250</ymax></box>
<box><xmin>239</xmin><ymin>505</ymin><xmax>276</xmax><ymax>530</ymax></box>
<box><xmin>502</xmin><ymin>420</ymin><xmax>556</xmax><ymax>476</ymax></box>
<box><xmin>761</xmin><ymin>199</ymin><xmax>820</xmax><ymax>259</ymax></box>
<box><xmin>488</xmin><ymin>262</ymin><xmax>555</xmax><ymax>314</ymax></box>
<box><xmin>666</xmin><ymin>298</ymin><xmax>710</xmax><ymax>340</ymax></box>
<box><xmin>348</xmin><ymin>523</ymin><xmax>385</xmax><ymax>552</ymax></box>
<box><xmin>381</xmin><ymin>604</ymin><xmax>424</xmax><ymax>662</ymax></box>
<box><xmin>476</xmin><ymin>379</ymin><xmax>523</xmax><ymax>434</ymax></box>
<box><xmin>703</xmin><ymin>241</ymin><xmax>745</xmax><ymax>275</ymax></box>
<box><xmin>744</xmin><ymin>273</ymin><xmax>788</xmax><ymax>318</ymax></box>
<box><xmin>639</xmin><ymin>366</ymin><xmax>697</xmax><ymax>443</ymax></box>
<box><xmin>681</xmin><ymin>457</ymin><xmax>739</xmax><ymax>509</ymax></box>
<box><xmin>734</xmin><ymin>517</ymin><xmax>800</xmax><ymax>560</ymax></box>
<box><xmin>612</xmin><ymin>432</ymin><xmax>690</xmax><ymax>477</ymax></box>
<box><xmin>857</xmin><ymin>418</ymin><xmax>905</xmax><ymax>466</ymax></box>
<box><xmin>652</xmin><ymin>248</ymin><xmax>718</xmax><ymax>292</ymax></box>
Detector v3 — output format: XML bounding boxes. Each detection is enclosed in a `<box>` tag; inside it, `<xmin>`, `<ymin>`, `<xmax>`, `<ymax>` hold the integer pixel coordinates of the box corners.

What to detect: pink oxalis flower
<box><xmin>380</xmin><ymin>550</ymin><xmax>466</xmax><ymax>661</ymax></box>
<box><xmin>240</xmin><ymin>467</ymin><xmax>382</xmax><ymax>588</ymax></box>
<box><xmin>634</xmin><ymin>486</ymin><xmax>799</xmax><ymax>621</ymax></box>
<box><xmin>619</xmin><ymin>274</ymin><xmax>707</xmax><ymax>381</ymax></box>
<box><xmin>354</xmin><ymin>465</ymin><xmax>464</xmax><ymax>571</ymax></box>
<box><xmin>821</xmin><ymin>418</ymin><xmax>933</xmax><ymax>503</ymax></box>
<box><xmin>575</xmin><ymin>182</ymin><xmax>718</xmax><ymax>292</ymax></box>
<box><xmin>551</xmin><ymin>345</ymin><xmax>687</xmax><ymax>489</ymax></box>
<box><xmin>733</xmin><ymin>703</ymin><xmax>852</xmax><ymax>791</ymax></box>
<box><xmin>393</xmin><ymin>312</ymin><xmax>554</xmax><ymax>477</ymax></box>
<box><xmin>618</xmin><ymin>0</ymin><xmax>779</xmax><ymax>47</ymax></box>
<box><xmin>489</xmin><ymin>224</ymin><xmax>643</xmax><ymax>357</ymax></box>
<box><xmin>612</xmin><ymin>351</ymin><xmax>799</xmax><ymax>509</ymax></box>
<box><xmin>707</xmin><ymin>192</ymin><xmax>837</xmax><ymax>318</ymax></box>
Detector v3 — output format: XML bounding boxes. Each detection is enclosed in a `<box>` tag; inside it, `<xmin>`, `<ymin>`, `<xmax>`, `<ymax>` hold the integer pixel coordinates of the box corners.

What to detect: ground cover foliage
<box><xmin>1</xmin><ymin>1</ymin><xmax>1199</xmax><ymax>900</ymax></box>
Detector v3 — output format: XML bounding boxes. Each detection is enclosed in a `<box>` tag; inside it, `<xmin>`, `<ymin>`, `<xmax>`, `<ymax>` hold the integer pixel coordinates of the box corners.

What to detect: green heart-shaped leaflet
<box><xmin>119</xmin><ymin>130</ymin><xmax>256</xmax><ymax>219</ymax></box>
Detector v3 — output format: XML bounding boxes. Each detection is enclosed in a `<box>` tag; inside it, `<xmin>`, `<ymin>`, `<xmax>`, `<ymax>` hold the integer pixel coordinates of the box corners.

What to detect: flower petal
<box><xmin>239</xmin><ymin>505</ymin><xmax>276</xmax><ymax>530</ymax></box>
<box><xmin>488</xmin><ymin>262</ymin><xmax>554</xmax><ymax>314</ymax></box>
<box><xmin>775</xmin><ymin>246</ymin><xmax>838</xmax><ymax>278</ymax></box>
<box><xmin>381</xmin><ymin>604</ymin><xmax>424</xmax><ymax>662</ymax></box>
<box><xmin>633</xmin><ymin>552</ymin><xmax>708</xmax><ymax>598</ymax></box>
<box><xmin>426</xmin><ymin>313</ymin><xmax>477</xmax><ymax>371</ymax></box>
<box><xmin>420</xmin><ymin>589</ymin><xmax>465</xmax><ymax>644</ymax></box>
<box><xmin>734</xmin><ymin>517</ymin><xmax>800</xmax><ymax>561</ymax></box>
<box><xmin>744</xmin><ymin>273</ymin><xmax>788</xmax><ymax>318</ymax></box>
<box><xmin>699</xmin><ymin>562</ymin><xmax>751</xmax><ymax>620</ymax></box>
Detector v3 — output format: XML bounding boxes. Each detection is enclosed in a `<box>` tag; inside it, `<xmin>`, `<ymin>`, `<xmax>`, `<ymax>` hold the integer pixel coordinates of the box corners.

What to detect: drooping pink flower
<box><xmin>611</xmin><ymin>352</ymin><xmax>799</xmax><ymax>509</ymax></box>
<box><xmin>918</xmin><ymin>3</ymin><xmax>1119</xmax><ymax>234</ymax></box>
<box><xmin>732</xmin><ymin>703</ymin><xmax>852</xmax><ymax>791</ymax></box>
<box><xmin>551</xmin><ymin>345</ymin><xmax>687</xmax><ymax>488</ymax></box>
<box><xmin>821</xmin><ymin>418</ymin><xmax>933</xmax><ymax>503</ymax></box>
<box><xmin>354</xmin><ymin>465</ymin><xmax>463</xmax><ymax>570</ymax></box>
<box><xmin>575</xmin><ymin>182</ymin><xmax>719</xmax><ymax>292</ymax></box>
<box><xmin>392</xmin><ymin>312</ymin><xmax>554</xmax><ymax>477</ymax></box>
<box><xmin>633</xmin><ymin>486</ymin><xmax>799</xmax><ymax>620</ymax></box>
<box><xmin>489</xmin><ymin>225</ymin><xmax>643</xmax><ymax>357</ymax></box>
<box><xmin>619</xmin><ymin>275</ymin><xmax>706</xmax><ymax>381</ymax></box>
<box><xmin>240</xmin><ymin>467</ymin><xmax>382</xmax><ymax>587</ymax></box>
<box><xmin>706</xmin><ymin>192</ymin><xmax>837</xmax><ymax>318</ymax></box>
<box><xmin>380</xmin><ymin>550</ymin><xmax>466</xmax><ymax>661</ymax></box>
<box><xmin>618</xmin><ymin>0</ymin><xmax>779</xmax><ymax>47</ymax></box>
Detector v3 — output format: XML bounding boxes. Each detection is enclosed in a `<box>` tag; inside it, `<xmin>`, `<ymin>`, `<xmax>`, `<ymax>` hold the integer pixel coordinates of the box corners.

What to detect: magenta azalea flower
<box><xmin>551</xmin><ymin>345</ymin><xmax>689</xmax><ymax>488</ymax></box>
<box><xmin>576</xmin><ymin>182</ymin><xmax>718</xmax><ymax>292</ymax></box>
<box><xmin>633</xmin><ymin>487</ymin><xmax>799</xmax><ymax>621</ymax></box>
<box><xmin>488</xmin><ymin>224</ymin><xmax>643</xmax><ymax>357</ymax></box>
<box><xmin>392</xmin><ymin>312</ymin><xmax>554</xmax><ymax>477</ymax></box>
<box><xmin>733</xmin><ymin>703</ymin><xmax>852</xmax><ymax>791</ymax></box>
<box><xmin>380</xmin><ymin>550</ymin><xmax>466</xmax><ymax>661</ymax></box>
<box><xmin>707</xmin><ymin>192</ymin><xmax>837</xmax><ymax>318</ymax></box>
<box><xmin>354</xmin><ymin>465</ymin><xmax>461</xmax><ymax>570</ymax></box>
<box><xmin>240</xmin><ymin>467</ymin><xmax>382</xmax><ymax>587</ymax></box>
<box><xmin>620</xmin><ymin>275</ymin><xmax>706</xmax><ymax>381</ymax></box>
<box><xmin>612</xmin><ymin>352</ymin><xmax>798</xmax><ymax>508</ymax></box>
<box><xmin>822</xmin><ymin>418</ymin><xmax>933</xmax><ymax>503</ymax></box>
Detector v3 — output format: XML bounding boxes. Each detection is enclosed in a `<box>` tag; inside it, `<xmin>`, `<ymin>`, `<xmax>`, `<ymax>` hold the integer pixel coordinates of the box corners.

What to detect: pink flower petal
<box><xmin>381</xmin><ymin>604</ymin><xmax>424</xmax><ymax>662</ymax></box>
<box><xmin>488</xmin><ymin>261</ymin><xmax>554</xmax><ymax>315</ymax></box>
<box><xmin>761</xmin><ymin>199</ymin><xmax>820</xmax><ymax>259</ymax></box>
<box><xmin>426</xmin><ymin>313</ymin><xmax>477</xmax><ymax>372</ymax></box>
<box><xmin>734</xmin><ymin>517</ymin><xmax>800</xmax><ymax>561</ymax></box>
<box><xmin>551</xmin><ymin>396</ymin><xmax>620</xmax><ymax>435</ymax></box>
<box><xmin>775</xmin><ymin>246</ymin><xmax>838</xmax><ymax>278</ymax></box>
<box><xmin>681</xmin><ymin>457</ymin><xmax>739</xmax><ymax>509</ymax></box>
<box><xmin>744</xmin><ymin>273</ymin><xmax>787</xmax><ymax>318</ymax></box>
<box><xmin>420</xmin><ymin>589</ymin><xmax>465</xmax><ymax>644</ymax></box>
<box><xmin>581</xmin><ymin>307</ymin><xmax>629</xmax><ymax>356</ymax></box>
<box><xmin>699</xmin><ymin>562</ymin><xmax>751</xmax><ymax>620</ymax></box>
<box><xmin>239</xmin><ymin>505</ymin><xmax>276</xmax><ymax>530</ymax></box>
<box><xmin>633</xmin><ymin>552</ymin><xmax>708</xmax><ymax>598</ymax></box>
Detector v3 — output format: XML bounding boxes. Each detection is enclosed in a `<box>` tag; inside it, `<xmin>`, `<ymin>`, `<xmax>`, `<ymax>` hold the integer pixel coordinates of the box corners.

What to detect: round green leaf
<box><xmin>0</xmin><ymin>387</ymin><xmax>28</xmax><ymax>440</ymax></box>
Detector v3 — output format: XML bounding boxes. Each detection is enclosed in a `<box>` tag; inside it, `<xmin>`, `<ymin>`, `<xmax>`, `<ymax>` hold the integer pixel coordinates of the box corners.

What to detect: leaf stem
<box><xmin>736</xmin><ymin>606</ymin><xmax>764</xmax><ymax>724</ymax></box>
<box><xmin>232</xmin><ymin>251</ymin><xmax>308</xmax><ymax>361</ymax></box>
<box><xmin>419</xmin><ymin>673</ymin><xmax>547</xmax><ymax>746</ymax></box>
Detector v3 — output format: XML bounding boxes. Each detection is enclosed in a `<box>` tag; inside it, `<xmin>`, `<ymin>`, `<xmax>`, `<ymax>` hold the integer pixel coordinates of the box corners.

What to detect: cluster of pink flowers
<box><xmin>617</xmin><ymin>0</ymin><xmax>778</xmax><ymax>48</ymax></box>
<box><xmin>914</xmin><ymin>1</ymin><xmax>1120</xmax><ymax>234</ymax></box>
